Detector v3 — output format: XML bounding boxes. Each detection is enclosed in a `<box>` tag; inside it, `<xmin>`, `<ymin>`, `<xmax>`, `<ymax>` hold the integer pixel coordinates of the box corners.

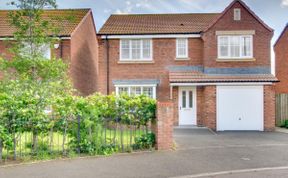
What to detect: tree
<box><xmin>0</xmin><ymin>0</ymin><xmax>74</xmax><ymax>158</ymax></box>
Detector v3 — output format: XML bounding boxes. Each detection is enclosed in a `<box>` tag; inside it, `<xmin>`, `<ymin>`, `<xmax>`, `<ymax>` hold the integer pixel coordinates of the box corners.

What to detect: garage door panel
<box><xmin>217</xmin><ymin>86</ymin><xmax>264</xmax><ymax>131</ymax></box>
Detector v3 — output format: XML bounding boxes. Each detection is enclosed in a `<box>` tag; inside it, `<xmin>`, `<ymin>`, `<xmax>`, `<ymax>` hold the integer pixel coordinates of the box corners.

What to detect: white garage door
<box><xmin>217</xmin><ymin>86</ymin><xmax>264</xmax><ymax>131</ymax></box>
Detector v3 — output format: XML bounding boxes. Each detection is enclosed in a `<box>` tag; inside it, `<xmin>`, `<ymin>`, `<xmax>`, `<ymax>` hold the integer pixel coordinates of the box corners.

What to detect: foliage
<box><xmin>280</xmin><ymin>120</ymin><xmax>288</xmax><ymax>129</ymax></box>
<box><xmin>133</xmin><ymin>132</ymin><xmax>156</xmax><ymax>150</ymax></box>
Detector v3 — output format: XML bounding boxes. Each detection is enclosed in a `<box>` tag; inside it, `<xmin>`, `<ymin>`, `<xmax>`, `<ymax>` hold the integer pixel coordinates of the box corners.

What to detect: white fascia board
<box><xmin>170</xmin><ymin>82</ymin><xmax>272</xmax><ymax>86</ymax></box>
<box><xmin>114</xmin><ymin>84</ymin><xmax>157</xmax><ymax>87</ymax></box>
<box><xmin>0</xmin><ymin>37</ymin><xmax>71</xmax><ymax>40</ymax></box>
<box><xmin>101</xmin><ymin>34</ymin><xmax>201</xmax><ymax>39</ymax></box>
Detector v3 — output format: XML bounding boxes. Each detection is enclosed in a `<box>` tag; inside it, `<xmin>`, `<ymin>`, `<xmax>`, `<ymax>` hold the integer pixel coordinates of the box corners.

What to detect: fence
<box><xmin>276</xmin><ymin>94</ymin><xmax>288</xmax><ymax>126</ymax></box>
<box><xmin>0</xmin><ymin>116</ymin><xmax>153</xmax><ymax>163</ymax></box>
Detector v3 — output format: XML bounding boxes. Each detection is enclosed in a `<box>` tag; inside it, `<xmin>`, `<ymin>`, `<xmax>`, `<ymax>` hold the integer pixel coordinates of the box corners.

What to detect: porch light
<box><xmin>54</xmin><ymin>43</ymin><xmax>60</xmax><ymax>49</ymax></box>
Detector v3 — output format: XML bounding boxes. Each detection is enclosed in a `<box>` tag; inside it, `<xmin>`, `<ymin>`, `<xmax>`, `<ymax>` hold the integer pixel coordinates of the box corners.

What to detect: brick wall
<box><xmin>202</xmin><ymin>1</ymin><xmax>273</xmax><ymax>69</ymax></box>
<box><xmin>152</xmin><ymin>101</ymin><xmax>174</xmax><ymax>150</ymax></box>
<box><xmin>70</xmin><ymin>11</ymin><xmax>98</xmax><ymax>96</ymax></box>
<box><xmin>275</xmin><ymin>27</ymin><xmax>288</xmax><ymax>93</ymax></box>
<box><xmin>264</xmin><ymin>85</ymin><xmax>276</xmax><ymax>131</ymax></box>
<box><xmin>202</xmin><ymin>86</ymin><xmax>216</xmax><ymax>130</ymax></box>
<box><xmin>97</xmin><ymin>38</ymin><xmax>204</xmax><ymax>99</ymax></box>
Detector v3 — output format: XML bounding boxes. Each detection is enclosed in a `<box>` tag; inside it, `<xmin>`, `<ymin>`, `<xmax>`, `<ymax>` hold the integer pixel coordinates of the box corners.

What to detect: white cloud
<box><xmin>282</xmin><ymin>0</ymin><xmax>288</xmax><ymax>7</ymax></box>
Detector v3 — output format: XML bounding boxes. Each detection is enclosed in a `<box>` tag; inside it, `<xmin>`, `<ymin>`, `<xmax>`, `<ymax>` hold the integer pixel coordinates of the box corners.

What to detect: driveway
<box><xmin>1</xmin><ymin>128</ymin><xmax>288</xmax><ymax>178</ymax></box>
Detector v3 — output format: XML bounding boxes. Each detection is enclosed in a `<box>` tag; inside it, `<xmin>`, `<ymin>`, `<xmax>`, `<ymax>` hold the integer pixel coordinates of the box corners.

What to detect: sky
<box><xmin>0</xmin><ymin>0</ymin><xmax>288</xmax><ymax>73</ymax></box>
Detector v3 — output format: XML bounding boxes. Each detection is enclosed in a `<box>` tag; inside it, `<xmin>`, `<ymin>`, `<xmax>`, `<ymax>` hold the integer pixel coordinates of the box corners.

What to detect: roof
<box><xmin>99</xmin><ymin>13</ymin><xmax>220</xmax><ymax>35</ymax></box>
<box><xmin>274</xmin><ymin>23</ymin><xmax>288</xmax><ymax>47</ymax></box>
<box><xmin>0</xmin><ymin>9</ymin><xmax>90</xmax><ymax>37</ymax></box>
<box><xmin>204</xmin><ymin>0</ymin><xmax>273</xmax><ymax>32</ymax></box>
<box><xmin>169</xmin><ymin>72</ymin><xmax>278</xmax><ymax>83</ymax></box>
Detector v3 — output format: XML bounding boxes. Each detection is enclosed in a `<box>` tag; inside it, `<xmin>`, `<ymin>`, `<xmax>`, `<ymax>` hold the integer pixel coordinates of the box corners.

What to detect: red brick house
<box><xmin>0</xmin><ymin>9</ymin><xmax>98</xmax><ymax>95</ymax></box>
<box><xmin>98</xmin><ymin>0</ymin><xmax>277</xmax><ymax>131</ymax></box>
<box><xmin>275</xmin><ymin>24</ymin><xmax>288</xmax><ymax>94</ymax></box>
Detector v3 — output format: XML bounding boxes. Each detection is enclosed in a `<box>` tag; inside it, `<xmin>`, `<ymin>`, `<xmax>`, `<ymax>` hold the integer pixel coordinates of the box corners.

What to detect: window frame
<box><xmin>234</xmin><ymin>8</ymin><xmax>241</xmax><ymax>21</ymax></box>
<box><xmin>217</xmin><ymin>35</ymin><xmax>253</xmax><ymax>60</ymax></box>
<box><xmin>176</xmin><ymin>38</ymin><xmax>188</xmax><ymax>59</ymax></box>
<box><xmin>115</xmin><ymin>85</ymin><xmax>156</xmax><ymax>99</ymax></box>
<box><xmin>119</xmin><ymin>39</ymin><xmax>153</xmax><ymax>61</ymax></box>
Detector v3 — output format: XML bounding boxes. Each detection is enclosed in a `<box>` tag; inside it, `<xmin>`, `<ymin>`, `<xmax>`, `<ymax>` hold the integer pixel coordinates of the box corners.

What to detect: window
<box><xmin>120</xmin><ymin>39</ymin><xmax>152</xmax><ymax>61</ymax></box>
<box><xmin>218</xmin><ymin>35</ymin><xmax>253</xmax><ymax>59</ymax></box>
<box><xmin>189</xmin><ymin>91</ymin><xmax>193</xmax><ymax>108</ymax></box>
<box><xmin>21</xmin><ymin>43</ymin><xmax>51</xmax><ymax>59</ymax></box>
<box><xmin>116</xmin><ymin>85</ymin><xmax>156</xmax><ymax>99</ymax></box>
<box><xmin>176</xmin><ymin>38</ymin><xmax>188</xmax><ymax>58</ymax></box>
<box><xmin>182</xmin><ymin>91</ymin><xmax>186</xmax><ymax>108</ymax></box>
<box><xmin>234</xmin><ymin>8</ymin><xmax>241</xmax><ymax>21</ymax></box>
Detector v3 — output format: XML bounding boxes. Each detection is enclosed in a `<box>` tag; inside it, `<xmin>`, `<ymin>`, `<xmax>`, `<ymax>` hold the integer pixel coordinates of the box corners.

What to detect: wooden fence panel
<box><xmin>276</xmin><ymin>94</ymin><xmax>288</xmax><ymax>126</ymax></box>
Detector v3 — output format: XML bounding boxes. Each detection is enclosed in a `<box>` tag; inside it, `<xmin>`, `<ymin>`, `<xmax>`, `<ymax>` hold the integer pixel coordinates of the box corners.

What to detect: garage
<box><xmin>217</xmin><ymin>86</ymin><xmax>264</xmax><ymax>131</ymax></box>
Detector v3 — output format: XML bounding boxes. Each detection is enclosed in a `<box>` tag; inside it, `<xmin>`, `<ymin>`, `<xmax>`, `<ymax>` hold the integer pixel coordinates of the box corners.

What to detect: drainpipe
<box><xmin>60</xmin><ymin>40</ymin><xmax>63</xmax><ymax>59</ymax></box>
<box><xmin>105</xmin><ymin>35</ymin><xmax>110</xmax><ymax>95</ymax></box>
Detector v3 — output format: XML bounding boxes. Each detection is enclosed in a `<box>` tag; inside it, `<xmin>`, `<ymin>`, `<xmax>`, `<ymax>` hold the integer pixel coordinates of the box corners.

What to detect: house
<box><xmin>0</xmin><ymin>9</ymin><xmax>98</xmax><ymax>96</ymax></box>
<box><xmin>275</xmin><ymin>24</ymin><xmax>288</xmax><ymax>94</ymax></box>
<box><xmin>98</xmin><ymin>0</ymin><xmax>277</xmax><ymax>131</ymax></box>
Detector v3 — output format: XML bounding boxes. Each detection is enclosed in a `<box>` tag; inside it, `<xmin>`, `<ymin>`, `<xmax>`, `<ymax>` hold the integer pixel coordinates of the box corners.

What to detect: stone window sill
<box><xmin>118</xmin><ymin>60</ymin><xmax>155</xmax><ymax>64</ymax></box>
<box><xmin>216</xmin><ymin>58</ymin><xmax>256</xmax><ymax>62</ymax></box>
<box><xmin>175</xmin><ymin>58</ymin><xmax>190</xmax><ymax>61</ymax></box>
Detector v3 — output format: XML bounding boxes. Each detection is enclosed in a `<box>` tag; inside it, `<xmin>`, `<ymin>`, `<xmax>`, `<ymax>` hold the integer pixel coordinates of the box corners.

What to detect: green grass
<box><xmin>1</xmin><ymin>126</ymin><xmax>147</xmax><ymax>161</ymax></box>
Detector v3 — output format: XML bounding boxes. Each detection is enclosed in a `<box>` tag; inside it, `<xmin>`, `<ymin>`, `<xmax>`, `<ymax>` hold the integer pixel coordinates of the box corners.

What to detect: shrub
<box><xmin>133</xmin><ymin>132</ymin><xmax>155</xmax><ymax>150</ymax></box>
<box><xmin>280</xmin><ymin>120</ymin><xmax>288</xmax><ymax>128</ymax></box>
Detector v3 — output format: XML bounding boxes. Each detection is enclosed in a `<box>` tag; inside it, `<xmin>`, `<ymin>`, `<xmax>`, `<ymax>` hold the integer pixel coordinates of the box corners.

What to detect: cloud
<box><xmin>282</xmin><ymin>0</ymin><xmax>288</xmax><ymax>7</ymax></box>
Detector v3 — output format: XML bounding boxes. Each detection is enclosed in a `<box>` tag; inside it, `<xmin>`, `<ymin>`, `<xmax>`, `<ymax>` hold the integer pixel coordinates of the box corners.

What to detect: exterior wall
<box><xmin>98</xmin><ymin>38</ymin><xmax>204</xmax><ymax>100</ymax></box>
<box><xmin>202</xmin><ymin>86</ymin><xmax>217</xmax><ymax>130</ymax></box>
<box><xmin>264</xmin><ymin>85</ymin><xmax>276</xmax><ymax>131</ymax></box>
<box><xmin>52</xmin><ymin>39</ymin><xmax>71</xmax><ymax>62</ymax></box>
<box><xmin>202</xmin><ymin>1</ymin><xmax>273</xmax><ymax>70</ymax></box>
<box><xmin>275</xmin><ymin>27</ymin><xmax>288</xmax><ymax>93</ymax></box>
<box><xmin>70</xmin><ymin>11</ymin><xmax>98</xmax><ymax>96</ymax></box>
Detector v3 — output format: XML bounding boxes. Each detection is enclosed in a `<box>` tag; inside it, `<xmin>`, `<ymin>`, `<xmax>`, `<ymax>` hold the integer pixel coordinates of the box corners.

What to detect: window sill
<box><xmin>118</xmin><ymin>60</ymin><xmax>154</xmax><ymax>64</ymax></box>
<box><xmin>216</xmin><ymin>58</ymin><xmax>256</xmax><ymax>62</ymax></box>
<box><xmin>175</xmin><ymin>58</ymin><xmax>190</xmax><ymax>61</ymax></box>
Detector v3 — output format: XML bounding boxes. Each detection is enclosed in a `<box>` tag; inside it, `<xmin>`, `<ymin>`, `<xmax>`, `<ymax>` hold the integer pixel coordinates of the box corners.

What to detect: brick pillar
<box><xmin>203</xmin><ymin>86</ymin><xmax>216</xmax><ymax>130</ymax></box>
<box><xmin>264</xmin><ymin>85</ymin><xmax>276</xmax><ymax>131</ymax></box>
<box><xmin>152</xmin><ymin>101</ymin><xmax>174</xmax><ymax>150</ymax></box>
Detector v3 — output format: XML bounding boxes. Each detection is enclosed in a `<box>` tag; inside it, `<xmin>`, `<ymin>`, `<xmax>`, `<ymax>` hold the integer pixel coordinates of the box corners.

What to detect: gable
<box><xmin>204</xmin><ymin>0</ymin><xmax>273</xmax><ymax>33</ymax></box>
<box><xmin>274</xmin><ymin>24</ymin><xmax>288</xmax><ymax>48</ymax></box>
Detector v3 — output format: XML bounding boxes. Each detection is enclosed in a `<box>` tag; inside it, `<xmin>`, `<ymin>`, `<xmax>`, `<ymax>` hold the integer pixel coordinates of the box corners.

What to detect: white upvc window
<box><xmin>21</xmin><ymin>43</ymin><xmax>51</xmax><ymax>59</ymax></box>
<box><xmin>120</xmin><ymin>39</ymin><xmax>152</xmax><ymax>61</ymax></box>
<box><xmin>115</xmin><ymin>85</ymin><xmax>156</xmax><ymax>99</ymax></box>
<box><xmin>176</xmin><ymin>38</ymin><xmax>188</xmax><ymax>58</ymax></box>
<box><xmin>218</xmin><ymin>35</ymin><xmax>253</xmax><ymax>59</ymax></box>
<box><xmin>234</xmin><ymin>8</ymin><xmax>241</xmax><ymax>21</ymax></box>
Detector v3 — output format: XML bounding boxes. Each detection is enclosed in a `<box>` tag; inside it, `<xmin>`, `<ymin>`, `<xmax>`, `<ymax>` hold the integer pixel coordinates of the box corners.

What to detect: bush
<box><xmin>280</xmin><ymin>120</ymin><xmax>288</xmax><ymax>128</ymax></box>
<box><xmin>133</xmin><ymin>132</ymin><xmax>155</xmax><ymax>150</ymax></box>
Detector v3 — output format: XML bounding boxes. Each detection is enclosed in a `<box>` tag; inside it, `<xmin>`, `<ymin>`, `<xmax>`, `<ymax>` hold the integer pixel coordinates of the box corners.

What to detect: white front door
<box><xmin>179</xmin><ymin>87</ymin><xmax>197</xmax><ymax>125</ymax></box>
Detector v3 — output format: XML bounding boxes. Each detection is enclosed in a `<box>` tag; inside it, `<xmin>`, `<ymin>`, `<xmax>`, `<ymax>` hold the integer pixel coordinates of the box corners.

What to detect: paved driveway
<box><xmin>1</xmin><ymin>128</ymin><xmax>288</xmax><ymax>178</ymax></box>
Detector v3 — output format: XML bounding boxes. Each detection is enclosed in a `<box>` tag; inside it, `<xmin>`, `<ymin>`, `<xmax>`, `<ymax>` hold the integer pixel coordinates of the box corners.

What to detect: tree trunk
<box><xmin>13</xmin><ymin>133</ymin><xmax>16</xmax><ymax>160</ymax></box>
<box><xmin>32</xmin><ymin>130</ymin><xmax>38</xmax><ymax>153</ymax></box>
<box><xmin>62</xmin><ymin>122</ymin><xmax>67</xmax><ymax>156</ymax></box>
<box><xmin>0</xmin><ymin>139</ymin><xmax>3</xmax><ymax>163</ymax></box>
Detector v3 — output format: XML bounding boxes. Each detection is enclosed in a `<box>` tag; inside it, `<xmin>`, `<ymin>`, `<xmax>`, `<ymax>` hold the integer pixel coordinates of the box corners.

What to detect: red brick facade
<box><xmin>275</xmin><ymin>25</ymin><xmax>288</xmax><ymax>94</ymax></box>
<box><xmin>264</xmin><ymin>85</ymin><xmax>276</xmax><ymax>131</ymax></box>
<box><xmin>97</xmin><ymin>0</ymin><xmax>275</xmax><ymax>131</ymax></box>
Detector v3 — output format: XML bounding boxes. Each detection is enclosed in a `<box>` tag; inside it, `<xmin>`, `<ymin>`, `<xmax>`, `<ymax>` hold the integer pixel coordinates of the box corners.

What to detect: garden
<box><xmin>0</xmin><ymin>0</ymin><xmax>157</xmax><ymax>163</ymax></box>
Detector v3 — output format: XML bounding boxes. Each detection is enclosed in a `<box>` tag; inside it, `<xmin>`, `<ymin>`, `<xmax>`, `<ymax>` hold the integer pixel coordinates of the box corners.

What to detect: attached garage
<box><xmin>217</xmin><ymin>86</ymin><xmax>264</xmax><ymax>131</ymax></box>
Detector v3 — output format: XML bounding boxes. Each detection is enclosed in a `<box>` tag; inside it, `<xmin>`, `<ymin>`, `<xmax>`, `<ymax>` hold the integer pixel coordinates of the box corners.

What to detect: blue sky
<box><xmin>0</xmin><ymin>0</ymin><xmax>288</xmax><ymax>73</ymax></box>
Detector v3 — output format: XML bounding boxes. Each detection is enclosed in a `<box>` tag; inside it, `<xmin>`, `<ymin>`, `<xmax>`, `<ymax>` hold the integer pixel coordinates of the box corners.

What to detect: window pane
<box><xmin>143</xmin><ymin>87</ymin><xmax>153</xmax><ymax>98</ymax></box>
<box><xmin>118</xmin><ymin>87</ymin><xmax>128</xmax><ymax>95</ymax></box>
<box><xmin>130</xmin><ymin>86</ymin><xmax>141</xmax><ymax>96</ymax></box>
<box><xmin>121</xmin><ymin>40</ymin><xmax>130</xmax><ymax>59</ymax></box>
<box><xmin>142</xmin><ymin>40</ymin><xmax>151</xmax><ymax>59</ymax></box>
<box><xmin>242</xmin><ymin>36</ymin><xmax>252</xmax><ymax>57</ymax></box>
<box><xmin>230</xmin><ymin>36</ymin><xmax>240</xmax><ymax>57</ymax></box>
<box><xmin>131</xmin><ymin>40</ymin><xmax>141</xmax><ymax>59</ymax></box>
<box><xmin>177</xmin><ymin>38</ymin><xmax>187</xmax><ymax>57</ymax></box>
<box><xmin>182</xmin><ymin>91</ymin><xmax>186</xmax><ymax>108</ymax></box>
<box><xmin>219</xmin><ymin>36</ymin><xmax>229</xmax><ymax>57</ymax></box>
<box><xmin>189</xmin><ymin>91</ymin><xmax>193</xmax><ymax>108</ymax></box>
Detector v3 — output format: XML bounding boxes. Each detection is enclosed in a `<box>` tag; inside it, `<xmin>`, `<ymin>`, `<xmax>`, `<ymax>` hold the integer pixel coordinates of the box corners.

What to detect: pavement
<box><xmin>1</xmin><ymin>128</ymin><xmax>288</xmax><ymax>178</ymax></box>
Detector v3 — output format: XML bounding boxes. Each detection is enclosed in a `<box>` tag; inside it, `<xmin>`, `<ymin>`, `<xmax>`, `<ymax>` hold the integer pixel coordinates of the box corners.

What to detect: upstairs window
<box><xmin>120</xmin><ymin>39</ymin><xmax>152</xmax><ymax>61</ymax></box>
<box><xmin>176</xmin><ymin>38</ymin><xmax>188</xmax><ymax>58</ymax></box>
<box><xmin>234</xmin><ymin>8</ymin><xmax>241</xmax><ymax>21</ymax></box>
<box><xmin>218</xmin><ymin>35</ymin><xmax>253</xmax><ymax>59</ymax></box>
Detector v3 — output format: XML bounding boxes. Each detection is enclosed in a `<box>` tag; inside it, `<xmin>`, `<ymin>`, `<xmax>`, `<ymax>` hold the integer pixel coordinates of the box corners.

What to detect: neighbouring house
<box><xmin>98</xmin><ymin>0</ymin><xmax>277</xmax><ymax>131</ymax></box>
<box><xmin>0</xmin><ymin>9</ymin><xmax>98</xmax><ymax>95</ymax></box>
<box><xmin>275</xmin><ymin>24</ymin><xmax>288</xmax><ymax>94</ymax></box>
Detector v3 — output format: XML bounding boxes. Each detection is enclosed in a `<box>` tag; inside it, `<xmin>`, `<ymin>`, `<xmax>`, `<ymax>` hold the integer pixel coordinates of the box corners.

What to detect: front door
<box><xmin>179</xmin><ymin>87</ymin><xmax>197</xmax><ymax>125</ymax></box>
